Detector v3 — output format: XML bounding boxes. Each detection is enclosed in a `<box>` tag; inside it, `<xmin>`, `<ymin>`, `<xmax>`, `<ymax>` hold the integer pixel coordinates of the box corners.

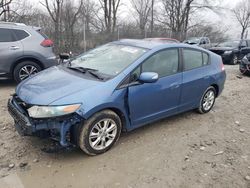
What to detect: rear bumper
<box><xmin>7</xmin><ymin>96</ymin><xmax>82</xmax><ymax>146</ymax></box>
<box><xmin>42</xmin><ymin>56</ymin><xmax>58</xmax><ymax>68</ymax></box>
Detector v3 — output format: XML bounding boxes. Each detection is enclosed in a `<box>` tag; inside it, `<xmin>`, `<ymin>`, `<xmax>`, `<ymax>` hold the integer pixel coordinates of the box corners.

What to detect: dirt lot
<box><xmin>0</xmin><ymin>65</ymin><xmax>250</xmax><ymax>188</ymax></box>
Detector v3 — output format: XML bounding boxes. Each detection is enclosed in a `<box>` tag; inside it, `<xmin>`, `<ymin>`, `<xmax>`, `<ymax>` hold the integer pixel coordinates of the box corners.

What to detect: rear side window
<box><xmin>36</xmin><ymin>30</ymin><xmax>48</xmax><ymax>39</ymax></box>
<box><xmin>183</xmin><ymin>49</ymin><xmax>205</xmax><ymax>71</ymax></box>
<box><xmin>142</xmin><ymin>49</ymin><xmax>179</xmax><ymax>77</ymax></box>
<box><xmin>13</xmin><ymin>29</ymin><xmax>29</xmax><ymax>40</ymax></box>
<box><xmin>0</xmin><ymin>28</ymin><xmax>15</xmax><ymax>42</ymax></box>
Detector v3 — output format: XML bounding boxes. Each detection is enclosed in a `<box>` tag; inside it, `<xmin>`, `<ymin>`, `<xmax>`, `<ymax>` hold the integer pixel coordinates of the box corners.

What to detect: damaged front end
<box><xmin>8</xmin><ymin>94</ymin><xmax>83</xmax><ymax>147</ymax></box>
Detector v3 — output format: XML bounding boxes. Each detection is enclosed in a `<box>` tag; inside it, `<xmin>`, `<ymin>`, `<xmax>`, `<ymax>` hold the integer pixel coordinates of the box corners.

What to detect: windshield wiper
<box><xmin>68</xmin><ymin>66</ymin><xmax>104</xmax><ymax>80</ymax></box>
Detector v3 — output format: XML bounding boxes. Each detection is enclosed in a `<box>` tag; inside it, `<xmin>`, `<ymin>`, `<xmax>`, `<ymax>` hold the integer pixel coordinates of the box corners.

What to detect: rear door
<box><xmin>127</xmin><ymin>48</ymin><xmax>182</xmax><ymax>127</ymax></box>
<box><xmin>179</xmin><ymin>48</ymin><xmax>211</xmax><ymax>112</ymax></box>
<box><xmin>0</xmin><ymin>28</ymin><xmax>23</xmax><ymax>75</ymax></box>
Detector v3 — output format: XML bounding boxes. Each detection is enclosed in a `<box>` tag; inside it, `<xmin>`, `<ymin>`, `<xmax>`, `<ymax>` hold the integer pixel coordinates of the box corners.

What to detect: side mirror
<box><xmin>139</xmin><ymin>72</ymin><xmax>159</xmax><ymax>83</ymax></box>
<box><xmin>59</xmin><ymin>53</ymin><xmax>70</xmax><ymax>60</ymax></box>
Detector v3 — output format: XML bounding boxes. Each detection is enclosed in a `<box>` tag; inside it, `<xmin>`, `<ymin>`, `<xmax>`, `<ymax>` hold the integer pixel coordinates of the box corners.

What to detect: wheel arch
<box><xmin>11</xmin><ymin>57</ymin><xmax>44</xmax><ymax>76</ymax></box>
<box><xmin>210</xmin><ymin>83</ymin><xmax>219</xmax><ymax>97</ymax></box>
<box><xmin>82</xmin><ymin>105</ymin><xmax>130</xmax><ymax>132</ymax></box>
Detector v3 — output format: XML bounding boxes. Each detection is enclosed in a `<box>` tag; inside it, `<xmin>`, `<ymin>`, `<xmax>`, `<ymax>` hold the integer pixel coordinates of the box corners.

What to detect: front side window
<box><xmin>0</xmin><ymin>28</ymin><xmax>14</xmax><ymax>42</ymax></box>
<box><xmin>71</xmin><ymin>44</ymin><xmax>147</xmax><ymax>76</ymax></box>
<box><xmin>141</xmin><ymin>49</ymin><xmax>179</xmax><ymax>78</ymax></box>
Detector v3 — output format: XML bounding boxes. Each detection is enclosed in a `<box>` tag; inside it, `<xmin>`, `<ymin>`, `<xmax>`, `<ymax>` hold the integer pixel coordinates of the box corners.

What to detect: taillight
<box><xmin>221</xmin><ymin>61</ymin><xmax>225</xmax><ymax>71</ymax></box>
<box><xmin>40</xmin><ymin>39</ymin><xmax>53</xmax><ymax>47</ymax></box>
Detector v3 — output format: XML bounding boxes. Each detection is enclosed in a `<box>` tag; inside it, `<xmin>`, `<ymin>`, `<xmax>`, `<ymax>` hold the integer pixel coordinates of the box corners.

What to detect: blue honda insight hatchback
<box><xmin>8</xmin><ymin>39</ymin><xmax>226</xmax><ymax>155</ymax></box>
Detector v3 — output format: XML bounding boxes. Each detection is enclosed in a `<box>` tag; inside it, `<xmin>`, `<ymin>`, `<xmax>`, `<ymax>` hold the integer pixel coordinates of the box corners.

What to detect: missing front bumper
<box><xmin>7</xmin><ymin>98</ymin><xmax>83</xmax><ymax>147</ymax></box>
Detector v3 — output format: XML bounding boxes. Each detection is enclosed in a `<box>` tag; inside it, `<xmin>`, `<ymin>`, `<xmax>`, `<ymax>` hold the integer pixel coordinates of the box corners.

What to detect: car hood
<box><xmin>16</xmin><ymin>66</ymin><xmax>102</xmax><ymax>105</ymax></box>
<box><xmin>209</xmin><ymin>47</ymin><xmax>236</xmax><ymax>51</ymax></box>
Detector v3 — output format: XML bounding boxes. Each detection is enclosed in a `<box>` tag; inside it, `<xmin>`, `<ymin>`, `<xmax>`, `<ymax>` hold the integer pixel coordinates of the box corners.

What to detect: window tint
<box><xmin>183</xmin><ymin>49</ymin><xmax>203</xmax><ymax>70</ymax></box>
<box><xmin>142</xmin><ymin>49</ymin><xmax>179</xmax><ymax>77</ymax></box>
<box><xmin>13</xmin><ymin>29</ymin><xmax>29</xmax><ymax>40</ymax></box>
<box><xmin>241</xmin><ymin>40</ymin><xmax>247</xmax><ymax>47</ymax></box>
<box><xmin>0</xmin><ymin>28</ymin><xmax>14</xmax><ymax>42</ymax></box>
<box><xmin>203</xmin><ymin>53</ymin><xmax>209</xmax><ymax>65</ymax></box>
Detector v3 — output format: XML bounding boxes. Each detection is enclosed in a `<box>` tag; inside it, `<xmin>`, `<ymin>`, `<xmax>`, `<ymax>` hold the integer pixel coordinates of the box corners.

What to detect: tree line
<box><xmin>0</xmin><ymin>0</ymin><xmax>249</xmax><ymax>54</ymax></box>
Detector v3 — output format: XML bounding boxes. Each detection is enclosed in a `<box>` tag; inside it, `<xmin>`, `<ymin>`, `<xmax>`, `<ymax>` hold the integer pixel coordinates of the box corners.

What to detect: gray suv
<box><xmin>0</xmin><ymin>22</ymin><xmax>57</xmax><ymax>83</ymax></box>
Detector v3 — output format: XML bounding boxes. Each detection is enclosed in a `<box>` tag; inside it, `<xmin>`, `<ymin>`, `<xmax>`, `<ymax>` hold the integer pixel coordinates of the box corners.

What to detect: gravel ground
<box><xmin>0</xmin><ymin>65</ymin><xmax>249</xmax><ymax>188</ymax></box>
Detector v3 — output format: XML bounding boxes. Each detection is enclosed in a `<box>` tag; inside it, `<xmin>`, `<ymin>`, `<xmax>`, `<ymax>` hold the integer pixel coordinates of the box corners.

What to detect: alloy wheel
<box><xmin>202</xmin><ymin>90</ymin><xmax>215</xmax><ymax>111</ymax></box>
<box><xmin>19</xmin><ymin>65</ymin><xmax>39</xmax><ymax>80</ymax></box>
<box><xmin>233</xmin><ymin>56</ymin><xmax>238</xmax><ymax>65</ymax></box>
<box><xmin>89</xmin><ymin>118</ymin><xmax>118</xmax><ymax>151</ymax></box>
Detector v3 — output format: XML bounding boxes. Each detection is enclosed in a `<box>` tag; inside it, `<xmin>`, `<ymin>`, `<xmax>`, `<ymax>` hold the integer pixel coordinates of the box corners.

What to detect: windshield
<box><xmin>71</xmin><ymin>44</ymin><xmax>147</xmax><ymax>76</ymax></box>
<box><xmin>217</xmin><ymin>41</ymin><xmax>240</xmax><ymax>47</ymax></box>
<box><xmin>184</xmin><ymin>38</ymin><xmax>200</xmax><ymax>44</ymax></box>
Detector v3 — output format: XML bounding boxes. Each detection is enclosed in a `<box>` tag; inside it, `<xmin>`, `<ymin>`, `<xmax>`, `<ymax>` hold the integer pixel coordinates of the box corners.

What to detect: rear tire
<box><xmin>198</xmin><ymin>86</ymin><xmax>216</xmax><ymax>114</ymax></box>
<box><xmin>13</xmin><ymin>61</ymin><xmax>41</xmax><ymax>83</ymax></box>
<box><xmin>78</xmin><ymin>110</ymin><xmax>122</xmax><ymax>155</ymax></box>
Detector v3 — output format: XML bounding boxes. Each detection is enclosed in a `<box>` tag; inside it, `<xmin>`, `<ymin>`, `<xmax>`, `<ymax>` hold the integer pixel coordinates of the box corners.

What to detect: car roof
<box><xmin>0</xmin><ymin>22</ymin><xmax>41</xmax><ymax>31</ymax></box>
<box><xmin>113</xmin><ymin>39</ymin><xmax>202</xmax><ymax>50</ymax></box>
<box><xmin>144</xmin><ymin>38</ymin><xmax>180</xmax><ymax>43</ymax></box>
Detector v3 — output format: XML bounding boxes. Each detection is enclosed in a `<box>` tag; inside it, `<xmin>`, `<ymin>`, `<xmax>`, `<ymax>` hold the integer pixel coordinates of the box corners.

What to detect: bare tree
<box><xmin>99</xmin><ymin>0</ymin><xmax>121</xmax><ymax>38</ymax></box>
<box><xmin>160</xmin><ymin>0</ymin><xmax>218</xmax><ymax>40</ymax></box>
<box><xmin>62</xmin><ymin>0</ymin><xmax>83</xmax><ymax>51</ymax></box>
<box><xmin>160</xmin><ymin>0</ymin><xmax>195</xmax><ymax>40</ymax></box>
<box><xmin>150</xmin><ymin>0</ymin><xmax>155</xmax><ymax>36</ymax></box>
<box><xmin>0</xmin><ymin>0</ymin><xmax>12</xmax><ymax>21</ymax></box>
<box><xmin>233</xmin><ymin>0</ymin><xmax>250</xmax><ymax>39</ymax></box>
<box><xmin>41</xmin><ymin>0</ymin><xmax>64</xmax><ymax>52</ymax></box>
<box><xmin>131</xmin><ymin>0</ymin><xmax>152</xmax><ymax>37</ymax></box>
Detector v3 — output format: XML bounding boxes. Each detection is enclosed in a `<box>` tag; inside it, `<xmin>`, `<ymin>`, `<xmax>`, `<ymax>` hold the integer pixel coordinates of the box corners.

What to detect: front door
<box><xmin>0</xmin><ymin>28</ymin><xmax>23</xmax><ymax>75</ymax></box>
<box><xmin>128</xmin><ymin>48</ymin><xmax>182</xmax><ymax>127</ymax></box>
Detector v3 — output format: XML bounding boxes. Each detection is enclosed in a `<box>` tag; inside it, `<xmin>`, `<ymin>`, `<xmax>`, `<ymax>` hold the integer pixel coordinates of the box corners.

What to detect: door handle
<box><xmin>170</xmin><ymin>83</ymin><xmax>180</xmax><ymax>89</ymax></box>
<box><xmin>10</xmin><ymin>46</ymin><xmax>20</xmax><ymax>50</ymax></box>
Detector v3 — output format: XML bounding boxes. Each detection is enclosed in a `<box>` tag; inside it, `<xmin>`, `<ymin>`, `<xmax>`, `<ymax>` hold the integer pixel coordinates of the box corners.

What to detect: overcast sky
<box><xmin>29</xmin><ymin>0</ymin><xmax>243</xmax><ymax>39</ymax></box>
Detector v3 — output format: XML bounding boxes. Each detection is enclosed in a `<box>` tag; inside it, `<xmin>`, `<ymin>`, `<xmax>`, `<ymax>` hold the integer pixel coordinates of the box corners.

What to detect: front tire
<box><xmin>13</xmin><ymin>61</ymin><xmax>41</xmax><ymax>83</ymax></box>
<box><xmin>78</xmin><ymin>110</ymin><xmax>122</xmax><ymax>155</ymax></box>
<box><xmin>198</xmin><ymin>86</ymin><xmax>216</xmax><ymax>114</ymax></box>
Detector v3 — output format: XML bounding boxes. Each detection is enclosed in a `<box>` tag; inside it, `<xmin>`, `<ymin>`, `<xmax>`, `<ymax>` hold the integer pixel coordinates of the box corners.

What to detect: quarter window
<box><xmin>0</xmin><ymin>28</ymin><xmax>14</xmax><ymax>42</ymax></box>
<box><xmin>13</xmin><ymin>29</ymin><xmax>29</xmax><ymax>40</ymax></box>
<box><xmin>142</xmin><ymin>49</ymin><xmax>179</xmax><ymax>77</ymax></box>
<box><xmin>203</xmin><ymin>53</ymin><xmax>209</xmax><ymax>65</ymax></box>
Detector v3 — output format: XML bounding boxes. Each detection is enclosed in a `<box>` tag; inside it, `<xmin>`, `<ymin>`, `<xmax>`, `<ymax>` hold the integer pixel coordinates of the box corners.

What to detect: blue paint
<box><xmin>11</xmin><ymin>39</ymin><xmax>226</xmax><ymax>146</ymax></box>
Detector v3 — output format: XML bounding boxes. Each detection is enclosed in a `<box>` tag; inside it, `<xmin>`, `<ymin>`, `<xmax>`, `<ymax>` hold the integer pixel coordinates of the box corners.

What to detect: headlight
<box><xmin>224</xmin><ymin>50</ymin><xmax>232</xmax><ymax>54</ymax></box>
<box><xmin>27</xmin><ymin>104</ymin><xmax>81</xmax><ymax>118</ymax></box>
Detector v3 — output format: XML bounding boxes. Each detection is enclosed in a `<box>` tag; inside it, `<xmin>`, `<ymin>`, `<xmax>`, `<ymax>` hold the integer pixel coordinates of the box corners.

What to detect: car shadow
<box><xmin>34</xmin><ymin>110</ymin><xmax>197</xmax><ymax>161</ymax></box>
<box><xmin>0</xmin><ymin>79</ymin><xmax>16</xmax><ymax>87</ymax></box>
